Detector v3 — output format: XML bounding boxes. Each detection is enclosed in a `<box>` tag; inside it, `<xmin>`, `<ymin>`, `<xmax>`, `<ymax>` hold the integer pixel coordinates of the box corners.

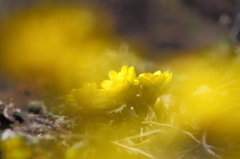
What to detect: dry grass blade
<box><xmin>142</xmin><ymin>122</ymin><xmax>201</xmax><ymax>144</ymax></box>
<box><xmin>118</xmin><ymin>129</ymin><xmax>163</xmax><ymax>142</ymax></box>
<box><xmin>202</xmin><ymin>131</ymin><xmax>222</xmax><ymax>158</ymax></box>
<box><xmin>110</xmin><ymin>141</ymin><xmax>156</xmax><ymax>159</ymax></box>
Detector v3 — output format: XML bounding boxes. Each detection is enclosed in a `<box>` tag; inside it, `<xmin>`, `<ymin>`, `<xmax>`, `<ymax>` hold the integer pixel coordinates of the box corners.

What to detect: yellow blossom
<box><xmin>67</xmin><ymin>82</ymin><xmax>115</xmax><ymax>110</ymax></box>
<box><xmin>67</xmin><ymin>65</ymin><xmax>136</xmax><ymax>103</ymax></box>
<box><xmin>100</xmin><ymin>65</ymin><xmax>136</xmax><ymax>96</ymax></box>
<box><xmin>67</xmin><ymin>82</ymin><xmax>98</xmax><ymax>106</ymax></box>
<box><xmin>138</xmin><ymin>70</ymin><xmax>172</xmax><ymax>87</ymax></box>
<box><xmin>67</xmin><ymin>82</ymin><xmax>98</xmax><ymax>100</ymax></box>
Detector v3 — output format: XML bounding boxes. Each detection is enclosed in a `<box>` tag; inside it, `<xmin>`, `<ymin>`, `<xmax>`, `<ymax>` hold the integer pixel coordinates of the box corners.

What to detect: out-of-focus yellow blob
<box><xmin>168</xmin><ymin>51</ymin><xmax>240</xmax><ymax>130</ymax></box>
<box><xmin>0</xmin><ymin>3</ymin><xmax>116</xmax><ymax>93</ymax></box>
<box><xmin>1</xmin><ymin>137</ymin><xmax>32</xmax><ymax>159</ymax></box>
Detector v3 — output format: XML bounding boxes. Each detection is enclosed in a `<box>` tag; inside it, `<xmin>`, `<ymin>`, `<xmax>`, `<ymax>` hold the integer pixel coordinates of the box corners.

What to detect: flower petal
<box><xmin>151</xmin><ymin>74</ymin><xmax>160</xmax><ymax>84</ymax></box>
<box><xmin>155</xmin><ymin>74</ymin><xmax>165</xmax><ymax>85</ymax></box>
<box><xmin>153</xmin><ymin>70</ymin><xmax>161</xmax><ymax>75</ymax></box>
<box><xmin>127</xmin><ymin>66</ymin><xmax>136</xmax><ymax>82</ymax></box>
<box><xmin>139</xmin><ymin>73</ymin><xmax>152</xmax><ymax>86</ymax></box>
<box><xmin>139</xmin><ymin>73</ymin><xmax>152</xmax><ymax>80</ymax></box>
<box><xmin>118</xmin><ymin>65</ymin><xmax>128</xmax><ymax>78</ymax></box>
<box><xmin>101</xmin><ymin>80</ymin><xmax>112</xmax><ymax>90</ymax></box>
<box><xmin>162</xmin><ymin>72</ymin><xmax>172</xmax><ymax>85</ymax></box>
<box><xmin>121</xmin><ymin>65</ymin><xmax>128</xmax><ymax>74</ymax></box>
<box><xmin>109</xmin><ymin>70</ymin><xmax>118</xmax><ymax>81</ymax></box>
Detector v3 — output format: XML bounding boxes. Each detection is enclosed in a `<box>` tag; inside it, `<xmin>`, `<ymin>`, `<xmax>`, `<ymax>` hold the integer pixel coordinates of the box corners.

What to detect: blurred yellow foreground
<box><xmin>0</xmin><ymin>3</ymin><xmax>134</xmax><ymax>94</ymax></box>
<box><xmin>1</xmin><ymin>2</ymin><xmax>240</xmax><ymax>159</ymax></box>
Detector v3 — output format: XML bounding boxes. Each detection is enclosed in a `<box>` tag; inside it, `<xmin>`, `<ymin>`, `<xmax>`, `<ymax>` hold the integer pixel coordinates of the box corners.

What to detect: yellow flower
<box><xmin>79</xmin><ymin>82</ymin><xmax>98</xmax><ymax>95</ymax></box>
<box><xmin>100</xmin><ymin>65</ymin><xmax>136</xmax><ymax>96</ymax></box>
<box><xmin>138</xmin><ymin>70</ymin><xmax>172</xmax><ymax>87</ymax></box>
<box><xmin>67</xmin><ymin>82</ymin><xmax>115</xmax><ymax>110</ymax></box>
<box><xmin>67</xmin><ymin>66</ymin><xmax>136</xmax><ymax>110</ymax></box>
<box><xmin>67</xmin><ymin>82</ymin><xmax>98</xmax><ymax>105</ymax></box>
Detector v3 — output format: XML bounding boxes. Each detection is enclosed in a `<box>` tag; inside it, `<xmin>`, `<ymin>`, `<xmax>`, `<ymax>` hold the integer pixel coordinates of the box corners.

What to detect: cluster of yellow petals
<box><xmin>67</xmin><ymin>65</ymin><xmax>136</xmax><ymax>109</ymax></box>
<box><xmin>100</xmin><ymin>65</ymin><xmax>136</xmax><ymax>96</ymax></box>
<box><xmin>137</xmin><ymin>70</ymin><xmax>172</xmax><ymax>87</ymax></box>
<box><xmin>67</xmin><ymin>82</ymin><xmax>98</xmax><ymax>102</ymax></box>
<box><xmin>68</xmin><ymin>65</ymin><xmax>172</xmax><ymax>110</ymax></box>
<box><xmin>68</xmin><ymin>65</ymin><xmax>136</xmax><ymax>99</ymax></box>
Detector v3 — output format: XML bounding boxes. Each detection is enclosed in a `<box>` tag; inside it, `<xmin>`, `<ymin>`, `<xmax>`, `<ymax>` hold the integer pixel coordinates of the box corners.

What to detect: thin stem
<box><xmin>142</xmin><ymin>122</ymin><xmax>201</xmax><ymax>144</ymax></box>
<box><xmin>111</xmin><ymin>141</ymin><xmax>156</xmax><ymax>159</ymax></box>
